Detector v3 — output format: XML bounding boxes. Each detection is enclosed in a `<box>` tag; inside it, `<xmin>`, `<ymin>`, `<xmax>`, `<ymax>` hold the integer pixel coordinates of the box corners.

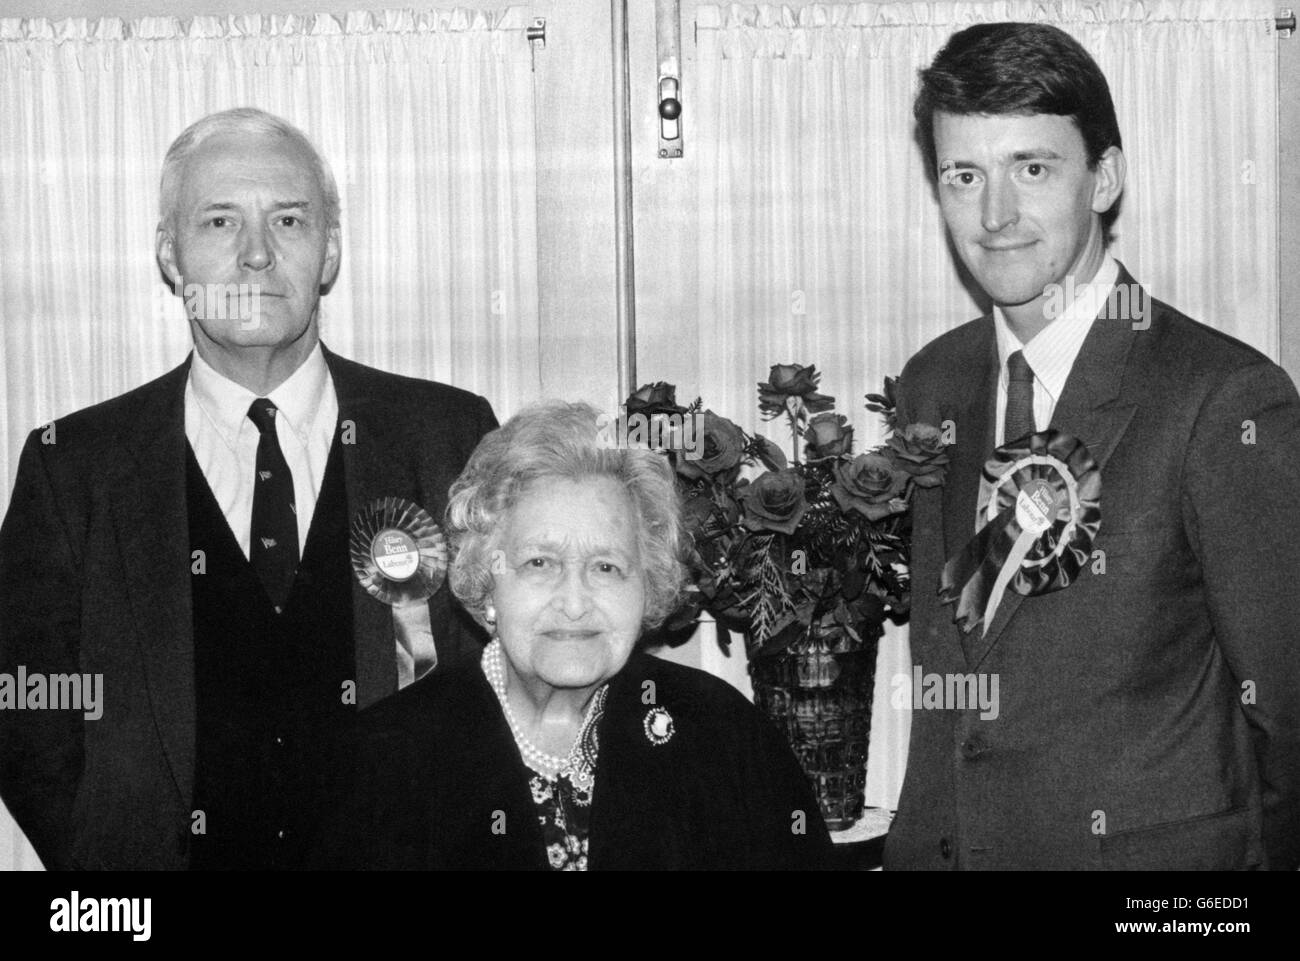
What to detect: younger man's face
<box><xmin>933</xmin><ymin>111</ymin><xmax>1120</xmax><ymax>322</ymax></box>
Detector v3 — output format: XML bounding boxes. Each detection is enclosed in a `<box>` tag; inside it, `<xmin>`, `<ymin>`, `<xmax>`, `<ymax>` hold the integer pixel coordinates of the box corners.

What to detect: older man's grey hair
<box><xmin>446</xmin><ymin>400</ymin><xmax>686</xmax><ymax>633</ymax></box>
<box><xmin>158</xmin><ymin>107</ymin><xmax>341</xmax><ymax>232</ymax></box>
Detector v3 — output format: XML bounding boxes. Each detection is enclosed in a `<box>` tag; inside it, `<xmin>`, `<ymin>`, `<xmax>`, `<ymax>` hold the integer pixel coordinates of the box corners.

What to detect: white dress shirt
<box><xmin>991</xmin><ymin>254</ymin><xmax>1119</xmax><ymax>447</ymax></box>
<box><xmin>184</xmin><ymin>343</ymin><xmax>339</xmax><ymax>560</ymax></box>
<box><xmin>978</xmin><ymin>255</ymin><xmax>1119</xmax><ymax>531</ymax></box>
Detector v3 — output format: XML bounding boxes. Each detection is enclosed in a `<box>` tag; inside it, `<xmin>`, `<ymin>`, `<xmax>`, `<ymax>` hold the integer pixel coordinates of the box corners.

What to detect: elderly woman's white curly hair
<box><xmin>445</xmin><ymin>400</ymin><xmax>686</xmax><ymax>632</ymax></box>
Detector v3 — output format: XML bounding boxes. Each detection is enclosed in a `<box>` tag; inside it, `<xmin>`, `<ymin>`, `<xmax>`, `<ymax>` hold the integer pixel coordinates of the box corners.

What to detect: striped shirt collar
<box><xmin>993</xmin><ymin>253</ymin><xmax>1120</xmax><ymax>406</ymax></box>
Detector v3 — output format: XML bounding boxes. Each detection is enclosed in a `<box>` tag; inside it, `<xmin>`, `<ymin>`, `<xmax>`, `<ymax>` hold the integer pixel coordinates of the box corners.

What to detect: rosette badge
<box><xmin>940</xmin><ymin>431</ymin><xmax>1101</xmax><ymax>636</ymax></box>
<box><xmin>351</xmin><ymin>497</ymin><xmax>447</xmax><ymax>683</ymax></box>
<box><xmin>350</xmin><ymin>497</ymin><xmax>448</xmax><ymax>605</ymax></box>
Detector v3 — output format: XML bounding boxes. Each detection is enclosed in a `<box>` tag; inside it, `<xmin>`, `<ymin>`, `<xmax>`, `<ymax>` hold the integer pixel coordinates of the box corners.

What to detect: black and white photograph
<box><xmin>0</xmin><ymin>0</ymin><xmax>1295</xmax><ymax>934</ymax></box>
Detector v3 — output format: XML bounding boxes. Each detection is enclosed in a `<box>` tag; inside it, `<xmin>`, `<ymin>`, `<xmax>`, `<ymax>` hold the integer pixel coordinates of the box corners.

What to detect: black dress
<box><xmin>314</xmin><ymin>650</ymin><xmax>834</xmax><ymax>870</ymax></box>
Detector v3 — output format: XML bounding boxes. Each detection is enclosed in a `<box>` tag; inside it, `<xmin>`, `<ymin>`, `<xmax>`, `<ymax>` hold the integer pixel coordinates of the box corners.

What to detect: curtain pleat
<box><xmin>696</xmin><ymin>0</ymin><xmax>1280</xmax><ymax>811</ymax></box>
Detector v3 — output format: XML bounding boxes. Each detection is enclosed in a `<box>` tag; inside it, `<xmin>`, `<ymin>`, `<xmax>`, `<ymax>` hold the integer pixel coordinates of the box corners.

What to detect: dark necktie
<box><xmin>1004</xmin><ymin>350</ymin><xmax>1036</xmax><ymax>445</ymax></box>
<box><xmin>248</xmin><ymin>399</ymin><xmax>299</xmax><ymax>610</ymax></box>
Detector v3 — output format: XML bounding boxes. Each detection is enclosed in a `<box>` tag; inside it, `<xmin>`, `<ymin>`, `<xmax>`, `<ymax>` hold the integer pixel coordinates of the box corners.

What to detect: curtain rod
<box><xmin>690</xmin><ymin>14</ymin><xmax>1297</xmax><ymax>33</ymax></box>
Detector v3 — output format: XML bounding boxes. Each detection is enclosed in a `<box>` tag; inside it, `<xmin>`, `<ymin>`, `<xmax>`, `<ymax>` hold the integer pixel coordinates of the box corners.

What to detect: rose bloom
<box><xmin>887</xmin><ymin>423</ymin><xmax>950</xmax><ymax>488</ymax></box>
<box><xmin>675</xmin><ymin>411</ymin><xmax>747</xmax><ymax>481</ymax></box>
<box><xmin>624</xmin><ymin>381</ymin><xmax>686</xmax><ymax>417</ymax></box>
<box><xmin>832</xmin><ymin>453</ymin><xmax>908</xmax><ymax>520</ymax></box>
<box><xmin>738</xmin><ymin>469</ymin><xmax>809</xmax><ymax>535</ymax></box>
<box><xmin>764</xmin><ymin>364</ymin><xmax>820</xmax><ymax>395</ymax></box>
<box><xmin>802</xmin><ymin>412</ymin><xmax>854</xmax><ymax>461</ymax></box>
<box><xmin>757</xmin><ymin>363</ymin><xmax>835</xmax><ymax>418</ymax></box>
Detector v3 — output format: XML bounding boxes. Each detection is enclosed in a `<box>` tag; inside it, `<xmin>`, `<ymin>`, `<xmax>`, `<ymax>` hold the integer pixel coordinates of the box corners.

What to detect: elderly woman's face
<box><xmin>490</xmin><ymin>476</ymin><xmax>646</xmax><ymax>693</ymax></box>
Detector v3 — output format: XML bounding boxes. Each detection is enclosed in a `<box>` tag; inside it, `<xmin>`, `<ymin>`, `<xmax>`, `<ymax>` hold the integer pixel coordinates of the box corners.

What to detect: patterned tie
<box><xmin>248</xmin><ymin>399</ymin><xmax>299</xmax><ymax>611</ymax></box>
<box><xmin>1004</xmin><ymin>350</ymin><xmax>1036</xmax><ymax>446</ymax></box>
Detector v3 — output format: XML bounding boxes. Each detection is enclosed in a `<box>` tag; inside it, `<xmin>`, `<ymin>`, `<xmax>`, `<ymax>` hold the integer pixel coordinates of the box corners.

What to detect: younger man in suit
<box><xmin>885</xmin><ymin>23</ymin><xmax>1300</xmax><ymax>870</ymax></box>
<box><xmin>0</xmin><ymin>108</ymin><xmax>497</xmax><ymax>869</ymax></box>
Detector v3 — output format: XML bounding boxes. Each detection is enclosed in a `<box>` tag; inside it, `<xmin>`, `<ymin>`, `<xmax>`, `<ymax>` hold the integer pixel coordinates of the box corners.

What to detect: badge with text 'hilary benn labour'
<box><xmin>940</xmin><ymin>431</ymin><xmax>1101</xmax><ymax>637</ymax></box>
<box><xmin>350</xmin><ymin>497</ymin><xmax>447</xmax><ymax>685</ymax></box>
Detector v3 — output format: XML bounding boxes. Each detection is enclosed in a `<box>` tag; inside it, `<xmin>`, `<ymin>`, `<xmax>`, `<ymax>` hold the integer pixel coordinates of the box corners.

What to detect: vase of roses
<box><xmin>622</xmin><ymin>366</ymin><xmax>949</xmax><ymax>830</ymax></box>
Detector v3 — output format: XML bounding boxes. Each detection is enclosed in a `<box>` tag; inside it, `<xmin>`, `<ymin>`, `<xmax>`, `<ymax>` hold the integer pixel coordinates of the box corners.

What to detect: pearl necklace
<box><xmin>481</xmin><ymin>639</ymin><xmax>605</xmax><ymax>784</ymax></box>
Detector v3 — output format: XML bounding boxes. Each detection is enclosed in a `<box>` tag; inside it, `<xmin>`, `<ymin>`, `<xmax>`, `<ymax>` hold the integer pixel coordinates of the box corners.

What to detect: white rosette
<box><xmin>350</xmin><ymin>497</ymin><xmax>448</xmax><ymax>684</ymax></box>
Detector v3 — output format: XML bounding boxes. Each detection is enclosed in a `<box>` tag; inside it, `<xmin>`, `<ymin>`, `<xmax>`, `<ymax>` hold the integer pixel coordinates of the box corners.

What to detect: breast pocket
<box><xmin>1091</xmin><ymin>526</ymin><xmax>1188</xmax><ymax>581</ymax></box>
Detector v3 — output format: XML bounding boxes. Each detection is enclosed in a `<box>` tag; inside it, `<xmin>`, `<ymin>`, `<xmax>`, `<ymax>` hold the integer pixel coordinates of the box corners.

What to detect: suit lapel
<box><xmin>941</xmin><ymin>321</ymin><xmax>998</xmax><ymax>586</ymax></box>
<box><xmin>1046</xmin><ymin>266</ymin><xmax>1144</xmax><ymax>470</ymax></box>
<box><xmin>112</xmin><ymin>360</ymin><xmax>195</xmax><ymax>806</ymax></box>
<box><xmin>324</xmin><ymin>345</ymin><xmax>417</xmax><ymax>708</ymax></box>
<box><xmin>963</xmin><ymin>265</ymin><xmax>1143</xmax><ymax>669</ymax></box>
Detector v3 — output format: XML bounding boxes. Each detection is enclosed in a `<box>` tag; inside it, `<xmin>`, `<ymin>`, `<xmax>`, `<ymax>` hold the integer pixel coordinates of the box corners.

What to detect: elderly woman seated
<box><xmin>323</xmin><ymin>400</ymin><xmax>832</xmax><ymax>870</ymax></box>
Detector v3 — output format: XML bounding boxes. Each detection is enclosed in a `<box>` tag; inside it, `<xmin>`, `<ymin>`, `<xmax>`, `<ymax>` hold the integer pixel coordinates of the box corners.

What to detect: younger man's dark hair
<box><xmin>914</xmin><ymin>22</ymin><xmax>1124</xmax><ymax>232</ymax></box>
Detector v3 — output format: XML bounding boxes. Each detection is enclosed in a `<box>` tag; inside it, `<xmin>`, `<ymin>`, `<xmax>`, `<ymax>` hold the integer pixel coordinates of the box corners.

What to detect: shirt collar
<box><xmin>994</xmin><ymin>252</ymin><xmax>1119</xmax><ymax>398</ymax></box>
<box><xmin>188</xmin><ymin>342</ymin><xmax>331</xmax><ymax>448</ymax></box>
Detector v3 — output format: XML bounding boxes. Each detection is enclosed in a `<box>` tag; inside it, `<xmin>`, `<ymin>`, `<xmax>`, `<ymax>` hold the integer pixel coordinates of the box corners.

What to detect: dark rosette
<box><xmin>940</xmin><ymin>430</ymin><xmax>1101</xmax><ymax>635</ymax></box>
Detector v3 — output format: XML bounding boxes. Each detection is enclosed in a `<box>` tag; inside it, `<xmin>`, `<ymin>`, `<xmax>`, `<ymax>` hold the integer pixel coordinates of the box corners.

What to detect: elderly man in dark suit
<box><xmin>884</xmin><ymin>23</ymin><xmax>1300</xmax><ymax>870</ymax></box>
<box><xmin>0</xmin><ymin>108</ymin><xmax>497</xmax><ymax>870</ymax></box>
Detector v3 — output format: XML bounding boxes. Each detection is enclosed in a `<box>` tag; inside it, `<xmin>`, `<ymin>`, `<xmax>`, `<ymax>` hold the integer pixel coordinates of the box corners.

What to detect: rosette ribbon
<box><xmin>350</xmin><ymin>497</ymin><xmax>448</xmax><ymax>685</ymax></box>
<box><xmin>939</xmin><ymin>431</ymin><xmax>1101</xmax><ymax>636</ymax></box>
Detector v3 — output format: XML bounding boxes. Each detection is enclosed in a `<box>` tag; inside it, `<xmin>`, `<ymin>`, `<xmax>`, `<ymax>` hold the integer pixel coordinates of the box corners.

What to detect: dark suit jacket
<box><xmin>884</xmin><ymin>266</ymin><xmax>1300</xmax><ymax>870</ymax></box>
<box><xmin>315</xmin><ymin>650</ymin><xmax>834</xmax><ymax>870</ymax></box>
<box><xmin>0</xmin><ymin>344</ymin><xmax>497</xmax><ymax>870</ymax></box>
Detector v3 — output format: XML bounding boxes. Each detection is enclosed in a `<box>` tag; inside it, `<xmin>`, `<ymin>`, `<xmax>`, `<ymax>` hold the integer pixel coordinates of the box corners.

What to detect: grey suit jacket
<box><xmin>0</xmin><ymin>344</ymin><xmax>497</xmax><ymax>869</ymax></box>
<box><xmin>883</xmin><ymin>267</ymin><xmax>1300</xmax><ymax>870</ymax></box>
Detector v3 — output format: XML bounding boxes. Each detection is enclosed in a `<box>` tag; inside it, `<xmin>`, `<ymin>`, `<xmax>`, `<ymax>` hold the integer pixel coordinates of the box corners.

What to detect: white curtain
<box><xmin>0</xmin><ymin>8</ymin><xmax>540</xmax><ymax>491</ymax></box>
<box><xmin>0</xmin><ymin>7</ymin><xmax>539</xmax><ymax>870</ymax></box>
<box><xmin>694</xmin><ymin>0</ymin><xmax>1280</xmax><ymax>810</ymax></box>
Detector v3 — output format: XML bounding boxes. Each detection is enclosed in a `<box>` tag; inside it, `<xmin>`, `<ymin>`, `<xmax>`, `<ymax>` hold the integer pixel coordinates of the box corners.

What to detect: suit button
<box><xmin>939</xmin><ymin>837</ymin><xmax>953</xmax><ymax>860</ymax></box>
<box><xmin>960</xmin><ymin>736</ymin><xmax>989</xmax><ymax>760</ymax></box>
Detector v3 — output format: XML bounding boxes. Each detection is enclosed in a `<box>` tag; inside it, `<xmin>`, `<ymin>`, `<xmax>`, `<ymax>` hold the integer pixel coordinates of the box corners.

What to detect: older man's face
<box><xmin>158</xmin><ymin>130</ymin><xmax>340</xmax><ymax>355</ymax></box>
